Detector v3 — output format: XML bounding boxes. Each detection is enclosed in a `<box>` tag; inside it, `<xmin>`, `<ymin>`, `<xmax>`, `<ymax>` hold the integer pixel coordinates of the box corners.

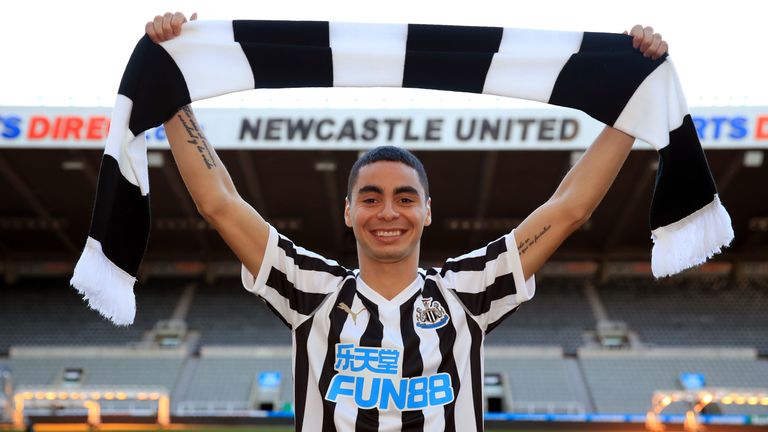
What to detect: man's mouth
<box><xmin>372</xmin><ymin>229</ymin><xmax>404</xmax><ymax>238</ymax></box>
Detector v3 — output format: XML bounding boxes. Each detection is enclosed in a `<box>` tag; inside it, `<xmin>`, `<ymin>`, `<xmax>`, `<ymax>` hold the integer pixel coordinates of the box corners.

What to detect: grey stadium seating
<box><xmin>580</xmin><ymin>353</ymin><xmax>768</xmax><ymax>415</ymax></box>
<box><xmin>2</xmin><ymin>275</ymin><xmax>767</xmax><ymax>421</ymax></box>
<box><xmin>6</xmin><ymin>351</ymin><xmax>185</xmax><ymax>391</ymax></box>
<box><xmin>484</xmin><ymin>349</ymin><xmax>589</xmax><ymax>414</ymax></box>
<box><xmin>185</xmin><ymin>278</ymin><xmax>292</xmax><ymax>346</ymax></box>
<box><xmin>486</xmin><ymin>277</ymin><xmax>593</xmax><ymax>354</ymax></box>
<box><xmin>176</xmin><ymin>347</ymin><xmax>293</xmax><ymax>412</ymax></box>
<box><xmin>598</xmin><ymin>277</ymin><xmax>768</xmax><ymax>354</ymax></box>
<box><xmin>0</xmin><ymin>278</ymin><xmax>187</xmax><ymax>353</ymax></box>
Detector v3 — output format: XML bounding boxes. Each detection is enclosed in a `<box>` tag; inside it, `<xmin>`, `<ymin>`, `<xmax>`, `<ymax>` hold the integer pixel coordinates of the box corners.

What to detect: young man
<box><xmin>147</xmin><ymin>13</ymin><xmax>667</xmax><ymax>432</ymax></box>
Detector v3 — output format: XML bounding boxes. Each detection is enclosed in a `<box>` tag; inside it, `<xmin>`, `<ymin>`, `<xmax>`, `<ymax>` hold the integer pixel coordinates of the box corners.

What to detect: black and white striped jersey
<box><xmin>241</xmin><ymin>225</ymin><xmax>535</xmax><ymax>431</ymax></box>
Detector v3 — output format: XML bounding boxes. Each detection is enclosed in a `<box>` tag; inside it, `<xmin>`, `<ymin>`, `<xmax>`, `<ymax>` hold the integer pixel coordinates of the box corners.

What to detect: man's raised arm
<box><xmin>148</xmin><ymin>12</ymin><xmax>270</xmax><ymax>277</ymax></box>
<box><xmin>515</xmin><ymin>25</ymin><xmax>668</xmax><ymax>280</ymax></box>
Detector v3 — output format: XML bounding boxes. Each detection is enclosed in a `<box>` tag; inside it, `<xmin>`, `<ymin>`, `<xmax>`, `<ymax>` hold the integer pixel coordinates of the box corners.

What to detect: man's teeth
<box><xmin>375</xmin><ymin>230</ymin><xmax>402</xmax><ymax>237</ymax></box>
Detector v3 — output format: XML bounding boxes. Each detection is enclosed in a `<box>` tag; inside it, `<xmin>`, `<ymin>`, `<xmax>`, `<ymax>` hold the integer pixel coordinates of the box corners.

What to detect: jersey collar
<box><xmin>355</xmin><ymin>272</ymin><xmax>424</xmax><ymax>308</ymax></box>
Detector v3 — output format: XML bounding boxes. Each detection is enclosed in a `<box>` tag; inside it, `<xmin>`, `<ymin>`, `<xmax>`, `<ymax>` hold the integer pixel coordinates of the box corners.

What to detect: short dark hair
<box><xmin>347</xmin><ymin>146</ymin><xmax>429</xmax><ymax>199</ymax></box>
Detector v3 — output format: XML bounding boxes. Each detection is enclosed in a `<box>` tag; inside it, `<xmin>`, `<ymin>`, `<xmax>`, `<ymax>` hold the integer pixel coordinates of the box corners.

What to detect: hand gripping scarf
<box><xmin>71</xmin><ymin>20</ymin><xmax>734</xmax><ymax>325</ymax></box>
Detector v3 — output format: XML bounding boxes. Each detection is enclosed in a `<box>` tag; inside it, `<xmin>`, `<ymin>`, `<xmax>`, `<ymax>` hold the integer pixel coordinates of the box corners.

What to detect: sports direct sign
<box><xmin>1</xmin><ymin>106</ymin><xmax>766</xmax><ymax>150</ymax></box>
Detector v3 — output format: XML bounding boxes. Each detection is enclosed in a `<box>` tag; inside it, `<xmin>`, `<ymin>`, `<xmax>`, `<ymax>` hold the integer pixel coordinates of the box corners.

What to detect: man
<box><xmin>147</xmin><ymin>12</ymin><xmax>667</xmax><ymax>431</ymax></box>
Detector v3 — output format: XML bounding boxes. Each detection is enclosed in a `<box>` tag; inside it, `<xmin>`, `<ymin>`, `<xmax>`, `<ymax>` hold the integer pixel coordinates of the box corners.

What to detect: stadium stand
<box><xmin>3</xmin><ymin>346</ymin><xmax>187</xmax><ymax>415</ymax></box>
<box><xmin>598</xmin><ymin>276</ymin><xmax>768</xmax><ymax>354</ymax></box>
<box><xmin>486</xmin><ymin>277</ymin><xmax>594</xmax><ymax>354</ymax></box>
<box><xmin>0</xmin><ymin>365</ymin><xmax>9</xmax><ymax>422</ymax></box>
<box><xmin>176</xmin><ymin>346</ymin><xmax>293</xmax><ymax>414</ymax></box>
<box><xmin>185</xmin><ymin>278</ymin><xmax>291</xmax><ymax>346</ymax></box>
<box><xmin>0</xmin><ymin>278</ymin><xmax>188</xmax><ymax>353</ymax></box>
<box><xmin>6</xmin><ymin>346</ymin><xmax>186</xmax><ymax>390</ymax></box>
<box><xmin>484</xmin><ymin>347</ymin><xmax>590</xmax><ymax>414</ymax></box>
<box><xmin>2</xmin><ymin>274</ymin><xmax>768</xmax><ymax>424</ymax></box>
<box><xmin>579</xmin><ymin>348</ymin><xmax>768</xmax><ymax>416</ymax></box>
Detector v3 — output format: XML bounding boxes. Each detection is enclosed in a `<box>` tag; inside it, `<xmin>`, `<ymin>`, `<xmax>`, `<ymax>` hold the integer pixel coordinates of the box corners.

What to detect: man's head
<box><xmin>347</xmin><ymin>146</ymin><xmax>429</xmax><ymax>200</ymax></box>
<box><xmin>344</xmin><ymin>146</ymin><xmax>431</xmax><ymax>266</ymax></box>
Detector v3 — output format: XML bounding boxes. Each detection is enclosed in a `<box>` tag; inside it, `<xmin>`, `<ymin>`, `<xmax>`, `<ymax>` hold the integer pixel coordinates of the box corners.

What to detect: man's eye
<box><xmin>400</xmin><ymin>197</ymin><xmax>415</xmax><ymax>204</ymax></box>
<box><xmin>362</xmin><ymin>198</ymin><xmax>377</xmax><ymax>204</ymax></box>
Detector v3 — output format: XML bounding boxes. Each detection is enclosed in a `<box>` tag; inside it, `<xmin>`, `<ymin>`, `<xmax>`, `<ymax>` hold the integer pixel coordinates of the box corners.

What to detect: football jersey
<box><xmin>241</xmin><ymin>225</ymin><xmax>535</xmax><ymax>431</ymax></box>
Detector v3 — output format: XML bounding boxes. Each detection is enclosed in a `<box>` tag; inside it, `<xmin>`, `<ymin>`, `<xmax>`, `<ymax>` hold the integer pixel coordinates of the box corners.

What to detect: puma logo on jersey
<box><xmin>337</xmin><ymin>303</ymin><xmax>367</xmax><ymax>324</ymax></box>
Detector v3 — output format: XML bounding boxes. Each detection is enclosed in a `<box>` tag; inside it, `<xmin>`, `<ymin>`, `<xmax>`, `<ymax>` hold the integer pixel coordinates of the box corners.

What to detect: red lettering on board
<box><xmin>62</xmin><ymin>117</ymin><xmax>84</xmax><ymax>139</ymax></box>
<box><xmin>86</xmin><ymin>116</ymin><xmax>109</xmax><ymax>140</ymax></box>
<box><xmin>27</xmin><ymin>116</ymin><xmax>50</xmax><ymax>139</ymax></box>
<box><xmin>756</xmin><ymin>116</ymin><xmax>768</xmax><ymax>140</ymax></box>
<box><xmin>52</xmin><ymin>117</ymin><xmax>64</xmax><ymax>139</ymax></box>
<box><xmin>26</xmin><ymin>115</ymin><xmax>112</xmax><ymax>141</ymax></box>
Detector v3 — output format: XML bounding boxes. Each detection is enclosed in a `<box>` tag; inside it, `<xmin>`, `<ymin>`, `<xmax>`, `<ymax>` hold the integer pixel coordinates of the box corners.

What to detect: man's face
<box><xmin>345</xmin><ymin>161</ymin><xmax>431</xmax><ymax>265</ymax></box>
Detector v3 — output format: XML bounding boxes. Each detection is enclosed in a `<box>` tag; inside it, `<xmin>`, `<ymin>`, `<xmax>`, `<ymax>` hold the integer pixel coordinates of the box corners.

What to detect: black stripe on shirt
<box><xmin>548</xmin><ymin>32</ymin><xmax>667</xmax><ymax>126</ymax></box>
<box><xmin>423</xmin><ymin>273</ymin><xmax>459</xmax><ymax>432</ymax></box>
<box><xmin>439</xmin><ymin>236</ymin><xmax>507</xmax><ymax>276</ymax></box>
<box><xmin>89</xmin><ymin>155</ymin><xmax>150</xmax><ymax>277</ymax></box>
<box><xmin>294</xmin><ymin>315</ymin><xmax>314</xmax><ymax>432</ymax></box>
<box><xmin>400</xmin><ymin>289</ymin><xmax>425</xmax><ymax>431</ymax></box>
<box><xmin>318</xmin><ymin>279</ymin><xmax>357</xmax><ymax>432</ymax></box>
<box><xmin>651</xmin><ymin>114</ymin><xmax>718</xmax><ymax>230</ymax></box>
<box><xmin>403</xmin><ymin>24</ymin><xmax>503</xmax><ymax>94</ymax></box>
<box><xmin>265</xmin><ymin>267</ymin><xmax>329</xmax><ymax>316</ymax></box>
<box><xmin>277</xmin><ymin>237</ymin><xmax>350</xmax><ymax>278</ymax></box>
<box><xmin>233</xmin><ymin>20</ymin><xmax>333</xmax><ymax>89</ymax></box>
<box><xmin>355</xmin><ymin>293</ymin><xmax>383</xmax><ymax>432</ymax></box>
<box><xmin>466</xmin><ymin>313</ymin><xmax>484</xmax><ymax>432</ymax></box>
<box><xmin>356</xmin><ymin>294</ymin><xmax>383</xmax><ymax>347</ymax></box>
<box><xmin>453</xmin><ymin>272</ymin><xmax>517</xmax><ymax>316</ymax></box>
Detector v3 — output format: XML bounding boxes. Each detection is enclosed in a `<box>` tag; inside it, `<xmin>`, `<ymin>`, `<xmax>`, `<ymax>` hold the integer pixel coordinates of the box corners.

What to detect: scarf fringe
<box><xmin>651</xmin><ymin>195</ymin><xmax>734</xmax><ymax>278</ymax></box>
<box><xmin>70</xmin><ymin>237</ymin><xmax>136</xmax><ymax>326</ymax></box>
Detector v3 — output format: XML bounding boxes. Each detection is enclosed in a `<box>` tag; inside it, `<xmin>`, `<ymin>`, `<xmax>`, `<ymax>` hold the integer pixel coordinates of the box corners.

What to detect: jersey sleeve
<box><xmin>439</xmin><ymin>229</ymin><xmax>536</xmax><ymax>333</ymax></box>
<box><xmin>241</xmin><ymin>225</ymin><xmax>350</xmax><ymax>330</ymax></box>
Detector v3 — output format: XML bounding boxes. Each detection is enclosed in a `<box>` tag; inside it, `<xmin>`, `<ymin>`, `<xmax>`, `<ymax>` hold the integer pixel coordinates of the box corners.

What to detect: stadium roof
<box><xmin>0</xmin><ymin>146</ymin><xmax>765</xmax><ymax>274</ymax></box>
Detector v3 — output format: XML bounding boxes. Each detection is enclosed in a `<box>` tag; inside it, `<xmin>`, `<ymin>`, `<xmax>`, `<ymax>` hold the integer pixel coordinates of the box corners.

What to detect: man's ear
<box><xmin>344</xmin><ymin>197</ymin><xmax>352</xmax><ymax>228</ymax></box>
<box><xmin>425</xmin><ymin>197</ymin><xmax>432</xmax><ymax>227</ymax></box>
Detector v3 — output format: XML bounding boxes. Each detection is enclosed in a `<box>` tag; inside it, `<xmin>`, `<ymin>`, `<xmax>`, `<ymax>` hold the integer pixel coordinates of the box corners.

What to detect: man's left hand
<box><xmin>625</xmin><ymin>25</ymin><xmax>668</xmax><ymax>60</ymax></box>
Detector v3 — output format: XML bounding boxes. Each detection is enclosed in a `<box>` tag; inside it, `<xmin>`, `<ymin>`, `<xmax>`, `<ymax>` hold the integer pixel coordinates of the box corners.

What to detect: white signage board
<box><xmin>1</xmin><ymin>106</ymin><xmax>766</xmax><ymax>150</ymax></box>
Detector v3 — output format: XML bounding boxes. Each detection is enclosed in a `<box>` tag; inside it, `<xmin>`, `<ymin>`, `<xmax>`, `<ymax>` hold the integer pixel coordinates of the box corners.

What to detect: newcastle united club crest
<box><xmin>415</xmin><ymin>297</ymin><xmax>450</xmax><ymax>329</ymax></box>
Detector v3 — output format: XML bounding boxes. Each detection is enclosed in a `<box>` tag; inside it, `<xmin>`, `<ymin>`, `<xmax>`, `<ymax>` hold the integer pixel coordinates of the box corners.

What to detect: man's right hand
<box><xmin>146</xmin><ymin>12</ymin><xmax>197</xmax><ymax>44</ymax></box>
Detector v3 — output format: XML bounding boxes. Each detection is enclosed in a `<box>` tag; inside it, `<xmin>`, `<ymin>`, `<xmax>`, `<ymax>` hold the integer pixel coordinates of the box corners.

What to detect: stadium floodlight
<box><xmin>645</xmin><ymin>388</ymin><xmax>768</xmax><ymax>432</ymax></box>
<box><xmin>12</xmin><ymin>385</ymin><xmax>170</xmax><ymax>430</ymax></box>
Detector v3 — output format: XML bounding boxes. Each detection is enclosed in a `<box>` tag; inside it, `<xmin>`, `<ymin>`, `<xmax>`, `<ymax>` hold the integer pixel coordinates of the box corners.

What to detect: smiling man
<box><xmin>147</xmin><ymin>11</ymin><xmax>668</xmax><ymax>432</ymax></box>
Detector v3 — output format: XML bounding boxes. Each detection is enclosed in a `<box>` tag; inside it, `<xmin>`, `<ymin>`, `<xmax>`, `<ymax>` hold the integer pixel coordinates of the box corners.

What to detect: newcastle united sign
<box><xmin>1</xmin><ymin>106</ymin><xmax>766</xmax><ymax>150</ymax></box>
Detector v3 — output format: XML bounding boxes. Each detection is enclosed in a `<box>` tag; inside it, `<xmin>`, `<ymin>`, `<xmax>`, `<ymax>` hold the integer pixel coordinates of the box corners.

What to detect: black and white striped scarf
<box><xmin>71</xmin><ymin>20</ymin><xmax>733</xmax><ymax>325</ymax></box>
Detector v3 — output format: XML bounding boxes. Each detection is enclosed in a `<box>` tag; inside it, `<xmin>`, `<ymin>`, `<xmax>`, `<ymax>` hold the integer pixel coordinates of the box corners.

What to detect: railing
<box><xmin>174</xmin><ymin>401</ymin><xmax>294</xmax><ymax>418</ymax></box>
<box><xmin>0</xmin><ymin>397</ymin><xmax>8</xmax><ymax>422</ymax></box>
<box><xmin>504</xmin><ymin>401</ymin><xmax>586</xmax><ymax>415</ymax></box>
<box><xmin>176</xmin><ymin>400</ymin><xmax>253</xmax><ymax>416</ymax></box>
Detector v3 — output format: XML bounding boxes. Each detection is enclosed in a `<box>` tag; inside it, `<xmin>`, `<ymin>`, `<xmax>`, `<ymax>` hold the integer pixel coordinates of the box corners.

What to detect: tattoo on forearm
<box><xmin>517</xmin><ymin>224</ymin><xmax>552</xmax><ymax>255</ymax></box>
<box><xmin>178</xmin><ymin>106</ymin><xmax>217</xmax><ymax>170</ymax></box>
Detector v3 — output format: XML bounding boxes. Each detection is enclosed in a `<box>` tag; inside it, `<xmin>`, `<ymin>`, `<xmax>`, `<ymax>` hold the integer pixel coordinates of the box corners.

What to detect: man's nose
<box><xmin>378</xmin><ymin>201</ymin><xmax>399</xmax><ymax>221</ymax></box>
